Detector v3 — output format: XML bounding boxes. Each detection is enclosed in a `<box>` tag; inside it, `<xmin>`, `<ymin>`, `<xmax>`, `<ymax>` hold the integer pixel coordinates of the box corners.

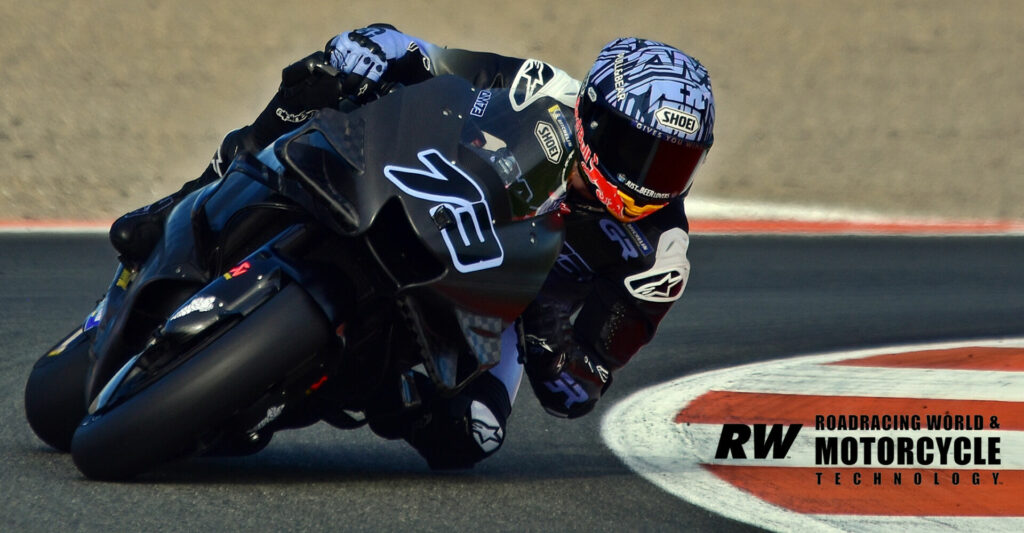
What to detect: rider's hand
<box><xmin>326</xmin><ymin>24</ymin><xmax>421</xmax><ymax>83</ymax></box>
<box><xmin>523</xmin><ymin>336</ymin><xmax>612</xmax><ymax>419</ymax></box>
<box><xmin>248</xmin><ymin>51</ymin><xmax>344</xmax><ymax>147</ymax></box>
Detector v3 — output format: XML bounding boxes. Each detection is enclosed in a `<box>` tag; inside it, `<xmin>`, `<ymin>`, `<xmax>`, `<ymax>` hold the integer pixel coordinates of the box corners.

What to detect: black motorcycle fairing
<box><xmin>85</xmin><ymin>175</ymin><xmax>340</xmax><ymax>403</ymax></box>
<box><xmin>267</xmin><ymin>76</ymin><xmax>567</xmax><ymax>318</ymax></box>
<box><xmin>250</xmin><ymin>76</ymin><xmax>567</xmax><ymax>392</ymax></box>
<box><xmin>86</xmin><ymin>189</ymin><xmax>211</xmax><ymax>400</ymax></box>
<box><xmin>87</xmin><ymin>223</ymin><xmax>355</xmax><ymax>416</ymax></box>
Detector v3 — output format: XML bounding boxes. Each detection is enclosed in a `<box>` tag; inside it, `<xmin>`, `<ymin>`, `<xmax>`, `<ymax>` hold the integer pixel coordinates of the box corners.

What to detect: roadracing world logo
<box><xmin>602</xmin><ymin>339</ymin><xmax>1023</xmax><ymax>531</ymax></box>
<box><xmin>715</xmin><ymin>413</ymin><xmax>1004</xmax><ymax>487</ymax></box>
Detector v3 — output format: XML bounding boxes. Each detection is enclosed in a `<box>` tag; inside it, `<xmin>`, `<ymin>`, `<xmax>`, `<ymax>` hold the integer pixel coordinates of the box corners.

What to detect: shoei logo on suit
<box><xmin>534</xmin><ymin>121</ymin><xmax>563</xmax><ymax>164</ymax></box>
<box><xmin>655</xmin><ymin>107</ymin><xmax>700</xmax><ymax>134</ymax></box>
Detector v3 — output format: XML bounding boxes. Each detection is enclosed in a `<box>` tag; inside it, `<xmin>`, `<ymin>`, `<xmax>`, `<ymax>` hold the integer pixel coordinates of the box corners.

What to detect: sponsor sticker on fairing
<box><xmin>534</xmin><ymin>121</ymin><xmax>564</xmax><ymax>164</ymax></box>
<box><xmin>170</xmin><ymin>295</ymin><xmax>217</xmax><ymax>320</ymax></box>
<box><xmin>83</xmin><ymin>297</ymin><xmax>107</xmax><ymax>331</ymax></box>
<box><xmin>470</xmin><ymin>90</ymin><xmax>491</xmax><ymax>117</ymax></box>
<box><xmin>223</xmin><ymin>261</ymin><xmax>251</xmax><ymax>280</ymax></box>
<box><xmin>248</xmin><ymin>404</ymin><xmax>285</xmax><ymax>433</ymax></box>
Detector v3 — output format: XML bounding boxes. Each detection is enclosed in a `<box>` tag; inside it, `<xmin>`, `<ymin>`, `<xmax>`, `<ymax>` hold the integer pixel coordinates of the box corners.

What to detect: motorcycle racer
<box><xmin>109</xmin><ymin>24</ymin><xmax>715</xmax><ymax>469</ymax></box>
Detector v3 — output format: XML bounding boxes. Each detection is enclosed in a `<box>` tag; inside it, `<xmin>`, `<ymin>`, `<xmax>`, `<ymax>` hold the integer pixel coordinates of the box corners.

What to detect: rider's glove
<box><xmin>326</xmin><ymin>24</ymin><xmax>430</xmax><ymax>96</ymax></box>
<box><xmin>249</xmin><ymin>51</ymin><xmax>343</xmax><ymax>147</ymax></box>
<box><xmin>521</xmin><ymin>297</ymin><xmax>612</xmax><ymax>418</ymax></box>
<box><xmin>524</xmin><ymin>336</ymin><xmax>612</xmax><ymax>419</ymax></box>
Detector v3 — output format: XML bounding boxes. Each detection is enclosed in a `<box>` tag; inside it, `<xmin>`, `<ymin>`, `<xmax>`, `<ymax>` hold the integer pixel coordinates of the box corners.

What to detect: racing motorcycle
<box><xmin>24</xmin><ymin>66</ymin><xmax>568</xmax><ymax>480</ymax></box>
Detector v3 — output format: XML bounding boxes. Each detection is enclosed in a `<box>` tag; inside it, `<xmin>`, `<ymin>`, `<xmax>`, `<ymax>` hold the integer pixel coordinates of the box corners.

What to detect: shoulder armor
<box><xmin>509</xmin><ymin>59</ymin><xmax>581</xmax><ymax>111</ymax></box>
<box><xmin>622</xmin><ymin>227</ymin><xmax>690</xmax><ymax>303</ymax></box>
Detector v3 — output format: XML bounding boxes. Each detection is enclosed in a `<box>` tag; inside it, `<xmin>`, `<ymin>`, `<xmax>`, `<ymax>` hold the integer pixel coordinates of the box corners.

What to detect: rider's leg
<box><xmin>108</xmin><ymin>127</ymin><xmax>255</xmax><ymax>264</ymax></box>
<box><xmin>108</xmin><ymin>51</ymin><xmax>344</xmax><ymax>265</ymax></box>
<box><xmin>405</xmin><ymin>326</ymin><xmax>523</xmax><ymax>470</ymax></box>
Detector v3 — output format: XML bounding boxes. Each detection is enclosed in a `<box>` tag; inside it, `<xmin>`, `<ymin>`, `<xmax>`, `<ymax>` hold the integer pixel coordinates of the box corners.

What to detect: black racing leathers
<box><xmin>521</xmin><ymin>193</ymin><xmax>689</xmax><ymax>418</ymax></box>
<box><xmin>234</xmin><ymin>32</ymin><xmax>691</xmax><ymax>421</ymax></box>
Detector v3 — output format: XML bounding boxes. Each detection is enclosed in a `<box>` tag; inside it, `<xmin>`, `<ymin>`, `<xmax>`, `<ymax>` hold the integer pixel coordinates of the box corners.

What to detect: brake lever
<box><xmin>308</xmin><ymin>59</ymin><xmax>340</xmax><ymax>78</ymax></box>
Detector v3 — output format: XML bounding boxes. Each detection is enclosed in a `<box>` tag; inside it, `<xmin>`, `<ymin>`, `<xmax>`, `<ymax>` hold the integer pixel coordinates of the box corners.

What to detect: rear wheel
<box><xmin>70</xmin><ymin>283</ymin><xmax>330</xmax><ymax>480</ymax></box>
<box><xmin>24</xmin><ymin>327</ymin><xmax>93</xmax><ymax>452</ymax></box>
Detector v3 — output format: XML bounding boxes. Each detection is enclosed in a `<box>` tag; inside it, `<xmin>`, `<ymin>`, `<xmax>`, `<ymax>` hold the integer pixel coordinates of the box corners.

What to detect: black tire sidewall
<box><xmin>24</xmin><ymin>331</ymin><xmax>93</xmax><ymax>452</ymax></box>
<box><xmin>70</xmin><ymin>284</ymin><xmax>329</xmax><ymax>480</ymax></box>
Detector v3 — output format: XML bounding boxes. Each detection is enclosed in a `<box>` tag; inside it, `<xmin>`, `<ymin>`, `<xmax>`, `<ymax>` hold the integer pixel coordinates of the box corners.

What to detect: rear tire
<box><xmin>70</xmin><ymin>283</ymin><xmax>330</xmax><ymax>480</ymax></box>
<box><xmin>24</xmin><ymin>328</ymin><xmax>93</xmax><ymax>452</ymax></box>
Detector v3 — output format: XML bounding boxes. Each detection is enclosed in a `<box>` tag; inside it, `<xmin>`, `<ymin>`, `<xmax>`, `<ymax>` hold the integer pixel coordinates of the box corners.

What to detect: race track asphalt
<box><xmin>2</xmin><ymin>234</ymin><xmax>1022</xmax><ymax>532</ymax></box>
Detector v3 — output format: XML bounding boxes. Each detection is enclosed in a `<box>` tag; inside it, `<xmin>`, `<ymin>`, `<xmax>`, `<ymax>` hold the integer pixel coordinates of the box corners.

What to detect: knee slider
<box><xmin>408</xmin><ymin>372</ymin><xmax>511</xmax><ymax>470</ymax></box>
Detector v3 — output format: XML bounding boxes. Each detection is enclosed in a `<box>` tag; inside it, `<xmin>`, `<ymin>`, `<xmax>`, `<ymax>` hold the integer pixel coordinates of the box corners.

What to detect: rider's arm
<box><xmin>326</xmin><ymin>23</ymin><xmax>527</xmax><ymax>90</ymax></box>
<box><xmin>573</xmin><ymin>280</ymin><xmax>675</xmax><ymax>370</ymax></box>
<box><xmin>327</xmin><ymin>24</ymin><xmax>580</xmax><ymax>103</ymax></box>
<box><xmin>416</xmin><ymin>44</ymin><xmax>530</xmax><ymax>90</ymax></box>
<box><xmin>579</xmin><ymin>202</ymin><xmax>692</xmax><ymax>368</ymax></box>
<box><xmin>522</xmin><ymin>201</ymin><xmax>692</xmax><ymax>418</ymax></box>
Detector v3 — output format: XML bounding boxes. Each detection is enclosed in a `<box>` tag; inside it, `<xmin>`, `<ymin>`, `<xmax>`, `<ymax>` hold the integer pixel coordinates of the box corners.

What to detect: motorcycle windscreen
<box><xmin>460</xmin><ymin>98</ymin><xmax>570</xmax><ymax>220</ymax></box>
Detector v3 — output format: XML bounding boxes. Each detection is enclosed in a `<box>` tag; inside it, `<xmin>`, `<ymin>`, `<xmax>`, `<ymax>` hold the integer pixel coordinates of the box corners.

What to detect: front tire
<box><xmin>24</xmin><ymin>328</ymin><xmax>93</xmax><ymax>452</ymax></box>
<box><xmin>70</xmin><ymin>283</ymin><xmax>330</xmax><ymax>480</ymax></box>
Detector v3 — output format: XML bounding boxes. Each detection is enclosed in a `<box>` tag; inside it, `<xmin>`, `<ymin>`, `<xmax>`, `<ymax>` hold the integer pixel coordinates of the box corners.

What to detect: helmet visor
<box><xmin>579</xmin><ymin>99</ymin><xmax>707</xmax><ymax>204</ymax></box>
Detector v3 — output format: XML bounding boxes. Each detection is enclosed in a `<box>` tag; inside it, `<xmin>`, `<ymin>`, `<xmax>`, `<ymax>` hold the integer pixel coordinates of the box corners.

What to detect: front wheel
<box><xmin>24</xmin><ymin>327</ymin><xmax>93</xmax><ymax>452</ymax></box>
<box><xmin>70</xmin><ymin>283</ymin><xmax>331</xmax><ymax>480</ymax></box>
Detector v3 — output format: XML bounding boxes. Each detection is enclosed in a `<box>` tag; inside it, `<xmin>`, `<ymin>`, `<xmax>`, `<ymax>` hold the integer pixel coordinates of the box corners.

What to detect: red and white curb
<box><xmin>684</xmin><ymin>198</ymin><xmax>1024</xmax><ymax>235</ymax></box>
<box><xmin>0</xmin><ymin>220</ymin><xmax>112</xmax><ymax>234</ymax></box>
<box><xmin>601</xmin><ymin>338</ymin><xmax>1024</xmax><ymax>532</ymax></box>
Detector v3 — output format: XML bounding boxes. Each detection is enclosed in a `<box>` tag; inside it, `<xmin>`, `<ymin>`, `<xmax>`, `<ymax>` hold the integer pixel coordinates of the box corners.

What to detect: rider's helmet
<box><xmin>575</xmin><ymin>38</ymin><xmax>715</xmax><ymax>222</ymax></box>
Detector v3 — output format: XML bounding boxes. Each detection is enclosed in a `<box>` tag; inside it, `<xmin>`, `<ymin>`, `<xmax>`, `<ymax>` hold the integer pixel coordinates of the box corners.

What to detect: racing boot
<box><xmin>108</xmin><ymin>166</ymin><xmax>218</xmax><ymax>265</ymax></box>
<box><xmin>108</xmin><ymin>125</ymin><xmax>258</xmax><ymax>265</ymax></box>
<box><xmin>406</xmin><ymin>372</ymin><xmax>512</xmax><ymax>470</ymax></box>
<box><xmin>109</xmin><ymin>177</ymin><xmax>200</xmax><ymax>265</ymax></box>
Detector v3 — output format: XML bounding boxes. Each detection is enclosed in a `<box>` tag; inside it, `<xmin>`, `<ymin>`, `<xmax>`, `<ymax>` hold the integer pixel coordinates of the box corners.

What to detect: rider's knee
<box><xmin>407</xmin><ymin>372</ymin><xmax>511</xmax><ymax>470</ymax></box>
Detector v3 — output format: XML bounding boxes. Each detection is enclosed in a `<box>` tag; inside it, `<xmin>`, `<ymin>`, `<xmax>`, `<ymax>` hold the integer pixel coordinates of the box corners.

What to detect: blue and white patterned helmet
<box><xmin>575</xmin><ymin>38</ymin><xmax>715</xmax><ymax>222</ymax></box>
